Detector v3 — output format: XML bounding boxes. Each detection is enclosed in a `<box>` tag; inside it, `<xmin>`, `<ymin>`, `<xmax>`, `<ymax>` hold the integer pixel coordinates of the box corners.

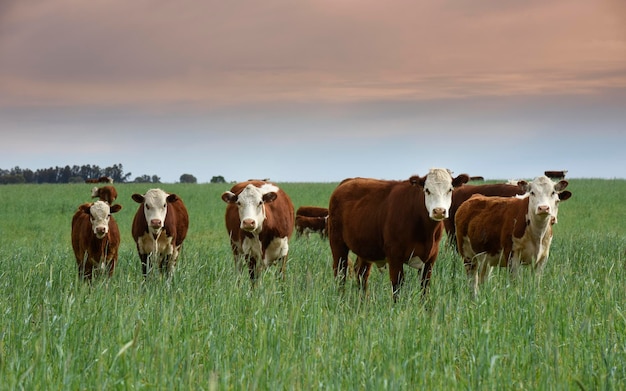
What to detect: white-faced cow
<box><xmin>222</xmin><ymin>181</ymin><xmax>295</xmax><ymax>280</ymax></box>
<box><xmin>455</xmin><ymin>175</ymin><xmax>572</xmax><ymax>296</ymax></box>
<box><xmin>445</xmin><ymin>182</ymin><xmax>526</xmax><ymax>247</ymax></box>
<box><xmin>131</xmin><ymin>189</ymin><xmax>189</xmax><ymax>278</ymax></box>
<box><xmin>91</xmin><ymin>185</ymin><xmax>118</xmax><ymax>205</ymax></box>
<box><xmin>328</xmin><ymin>168</ymin><xmax>469</xmax><ymax>301</ymax></box>
<box><xmin>71</xmin><ymin>200</ymin><xmax>122</xmax><ymax>281</ymax></box>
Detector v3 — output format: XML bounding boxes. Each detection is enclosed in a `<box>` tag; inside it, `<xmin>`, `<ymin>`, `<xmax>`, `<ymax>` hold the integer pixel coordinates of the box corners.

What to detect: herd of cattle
<box><xmin>71</xmin><ymin>168</ymin><xmax>571</xmax><ymax>299</ymax></box>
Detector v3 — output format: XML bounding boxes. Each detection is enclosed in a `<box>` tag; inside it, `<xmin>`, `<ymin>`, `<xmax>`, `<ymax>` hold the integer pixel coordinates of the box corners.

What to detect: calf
<box><xmin>328</xmin><ymin>168</ymin><xmax>469</xmax><ymax>300</ymax></box>
<box><xmin>71</xmin><ymin>200</ymin><xmax>122</xmax><ymax>281</ymax></box>
<box><xmin>222</xmin><ymin>181</ymin><xmax>295</xmax><ymax>279</ymax></box>
<box><xmin>295</xmin><ymin>214</ymin><xmax>328</xmax><ymax>239</ymax></box>
<box><xmin>91</xmin><ymin>185</ymin><xmax>118</xmax><ymax>205</ymax></box>
<box><xmin>445</xmin><ymin>182</ymin><xmax>526</xmax><ymax>246</ymax></box>
<box><xmin>131</xmin><ymin>189</ymin><xmax>189</xmax><ymax>278</ymax></box>
<box><xmin>455</xmin><ymin>176</ymin><xmax>572</xmax><ymax>296</ymax></box>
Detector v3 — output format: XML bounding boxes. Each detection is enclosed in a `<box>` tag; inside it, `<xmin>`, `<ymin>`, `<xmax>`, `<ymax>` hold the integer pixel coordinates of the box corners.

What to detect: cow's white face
<box><xmin>520</xmin><ymin>176</ymin><xmax>570</xmax><ymax>220</ymax></box>
<box><xmin>421</xmin><ymin>168</ymin><xmax>457</xmax><ymax>221</ymax></box>
<box><xmin>134</xmin><ymin>189</ymin><xmax>170</xmax><ymax>235</ymax></box>
<box><xmin>222</xmin><ymin>183</ymin><xmax>278</xmax><ymax>232</ymax></box>
<box><xmin>86</xmin><ymin>201</ymin><xmax>115</xmax><ymax>239</ymax></box>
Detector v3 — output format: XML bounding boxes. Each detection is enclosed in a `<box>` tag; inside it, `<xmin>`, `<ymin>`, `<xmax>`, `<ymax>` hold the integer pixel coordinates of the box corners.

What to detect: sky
<box><xmin>1</xmin><ymin>0</ymin><xmax>625</xmax><ymax>183</ymax></box>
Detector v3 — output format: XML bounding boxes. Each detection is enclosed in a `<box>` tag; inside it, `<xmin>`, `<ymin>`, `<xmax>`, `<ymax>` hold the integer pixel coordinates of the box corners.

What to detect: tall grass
<box><xmin>0</xmin><ymin>179</ymin><xmax>624</xmax><ymax>389</ymax></box>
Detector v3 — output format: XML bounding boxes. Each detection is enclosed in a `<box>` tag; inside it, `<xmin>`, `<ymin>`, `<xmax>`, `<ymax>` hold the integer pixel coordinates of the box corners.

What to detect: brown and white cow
<box><xmin>295</xmin><ymin>214</ymin><xmax>328</xmax><ymax>239</ymax></box>
<box><xmin>328</xmin><ymin>168</ymin><xmax>469</xmax><ymax>301</ymax></box>
<box><xmin>131</xmin><ymin>188</ymin><xmax>189</xmax><ymax>278</ymax></box>
<box><xmin>91</xmin><ymin>185</ymin><xmax>118</xmax><ymax>205</ymax></box>
<box><xmin>222</xmin><ymin>181</ymin><xmax>295</xmax><ymax>280</ymax></box>
<box><xmin>71</xmin><ymin>200</ymin><xmax>122</xmax><ymax>281</ymax></box>
<box><xmin>445</xmin><ymin>182</ymin><xmax>526</xmax><ymax>246</ymax></box>
<box><xmin>455</xmin><ymin>175</ymin><xmax>572</xmax><ymax>296</ymax></box>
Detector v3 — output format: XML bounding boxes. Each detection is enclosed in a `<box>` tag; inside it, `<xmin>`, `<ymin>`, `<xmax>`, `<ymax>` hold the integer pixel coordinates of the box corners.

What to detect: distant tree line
<box><xmin>0</xmin><ymin>164</ymin><xmax>224</xmax><ymax>185</ymax></box>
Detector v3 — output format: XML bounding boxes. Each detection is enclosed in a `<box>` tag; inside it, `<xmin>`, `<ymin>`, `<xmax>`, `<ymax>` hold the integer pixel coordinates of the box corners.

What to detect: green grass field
<box><xmin>0</xmin><ymin>179</ymin><xmax>624</xmax><ymax>390</ymax></box>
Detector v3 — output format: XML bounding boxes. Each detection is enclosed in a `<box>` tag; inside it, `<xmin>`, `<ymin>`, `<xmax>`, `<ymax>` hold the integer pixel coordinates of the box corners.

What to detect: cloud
<box><xmin>1</xmin><ymin>0</ymin><xmax>624</xmax><ymax>111</ymax></box>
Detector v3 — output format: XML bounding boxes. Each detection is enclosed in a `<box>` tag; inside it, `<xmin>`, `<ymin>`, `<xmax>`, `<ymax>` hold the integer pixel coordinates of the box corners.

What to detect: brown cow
<box><xmin>328</xmin><ymin>168</ymin><xmax>469</xmax><ymax>301</ymax></box>
<box><xmin>85</xmin><ymin>176</ymin><xmax>113</xmax><ymax>184</ymax></box>
<box><xmin>71</xmin><ymin>200</ymin><xmax>122</xmax><ymax>281</ymax></box>
<box><xmin>455</xmin><ymin>175</ymin><xmax>572</xmax><ymax>296</ymax></box>
<box><xmin>91</xmin><ymin>185</ymin><xmax>118</xmax><ymax>205</ymax></box>
<box><xmin>222</xmin><ymin>181</ymin><xmax>295</xmax><ymax>280</ymax></box>
<box><xmin>131</xmin><ymin>188</ymin><xmax>189</xmax><ymax>278</ymax></box>
<box><xmin>445</xmin><ymin>182</ymin><xmax>526</xmax><ymax>246</ymax></box>
<box><xmin>544</xmin><ymin>170</ymin><xmax>568</xmax><ymax>180</ymax></box>
<box><xmin>296</xmin><ymin>206</ymin><xmax>329</xmax><ymax>218</ymax></box>
<box><xmin>295</xmin><ymin>214</ymin><xmax>328</xmax><ymax>239</ymax></box>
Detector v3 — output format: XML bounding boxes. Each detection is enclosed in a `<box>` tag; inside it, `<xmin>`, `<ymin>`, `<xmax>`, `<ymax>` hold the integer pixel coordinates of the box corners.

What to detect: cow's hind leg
<box><xmin>354</xmin><ymin>257</ymin><xmax>373</xmax><ymax>297</ymax></box>
<box><xmin>388</xmin><ymin>263</ymin><xmax>405</xmax><ymax>302</ymax></box>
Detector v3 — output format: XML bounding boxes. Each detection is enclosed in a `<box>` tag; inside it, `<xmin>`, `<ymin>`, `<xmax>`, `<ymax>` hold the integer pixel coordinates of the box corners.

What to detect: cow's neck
<box><xmin>526</xmin><ymin>212</ymin><xmax>552</xmax><ymax>242</ymax></box>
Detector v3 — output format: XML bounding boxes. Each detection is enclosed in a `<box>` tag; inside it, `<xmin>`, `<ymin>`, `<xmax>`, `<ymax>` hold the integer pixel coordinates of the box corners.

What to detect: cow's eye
<box><xmin>146</xmin><ymin>205</ymin><xmax>151</xmax><ymax>210</ymax></box>
<box><xmin>424</xmin><ymin>189</ymin><xmax>431</xmax><ymax>195</ymax></box>
<box><xmin>530</xmin><ymin>191</ymin><xmax>535</xmax><ymax>196</ymax></box>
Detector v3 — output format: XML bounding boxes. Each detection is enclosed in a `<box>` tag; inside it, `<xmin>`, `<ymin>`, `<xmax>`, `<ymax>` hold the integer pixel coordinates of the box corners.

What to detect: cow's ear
<box><xmin>555</xmin><ymin>180</ymin><xmax>569</xmax><ymax>192</ymax></box>
<box><xmin>79</xmin><ymin>203</ymin><xmax>92</xmax><ymax>214</ymax></box>
<box><xmin>222</xmin><ymin>191</ymin><xmax>237</xmax><ymax>204</ymax></box>
<box><xmin>131</xmin><ymin>194</ymin><xmax>145</xmax><ymax>203</ymax></box>
<box><xmin>409</xmin><ymin>175</ymin><xmax>426</xmax><ymax>187</ymax></box>
<box><xmin>262</xmin><ymin>192</ymin><xmax>278</xmax><ymax>203</ymax></box>
<box><xmin>558</xmin><ymin>190</ymin><xmax>572</xmax><ymax>201</ymax></box>
<box><xmin>517</xmin><ymin>180</ymin><xmax>530</xmax><ymax>193</ymax></box>
<box><xmin>166</xmin><ymin>194</ymin><xmax>179</xmax><ymax>203</ymax></box>
<box><xmin>453</xmin><ymin>174</ymin><xmax>470</xmax><ymax>187</ymax></box>
<box><xmin>110</xmin><ymin>204</ymin><xmax>123</xmax><ymax>214</ymax></box>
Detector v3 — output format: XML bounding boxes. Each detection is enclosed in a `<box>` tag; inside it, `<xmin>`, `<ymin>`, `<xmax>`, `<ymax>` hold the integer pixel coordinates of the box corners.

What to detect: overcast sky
<box><xmin>1</xmin><ymin>0</ymin><xmax>624</xmax><ymax>183</ymax></box>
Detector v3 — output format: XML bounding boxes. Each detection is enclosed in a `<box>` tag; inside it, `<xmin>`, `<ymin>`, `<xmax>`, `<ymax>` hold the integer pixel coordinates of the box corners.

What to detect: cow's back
<box><xmin>296</xmin><ymin>206</ymin><xmax>328</xmax><ymax>218</ymax></box>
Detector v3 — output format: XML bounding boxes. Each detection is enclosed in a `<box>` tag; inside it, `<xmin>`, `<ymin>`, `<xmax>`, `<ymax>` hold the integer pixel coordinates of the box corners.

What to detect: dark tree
<box><xmin>180</xmin><ymin>174</ymin><xmax>197</xmax><ymax>184</ymax></box>
<box><xmin>210</xmin><ymin>175</ymin><xmax>226</xmax><ymax>184</ymax></box>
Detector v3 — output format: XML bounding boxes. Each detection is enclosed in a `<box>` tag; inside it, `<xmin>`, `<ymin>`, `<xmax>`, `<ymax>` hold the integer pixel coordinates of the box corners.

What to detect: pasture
<box><xmin>0</xmin><ymin>179</ymin><xmax>625</xmax><ymax>390</ymax></box>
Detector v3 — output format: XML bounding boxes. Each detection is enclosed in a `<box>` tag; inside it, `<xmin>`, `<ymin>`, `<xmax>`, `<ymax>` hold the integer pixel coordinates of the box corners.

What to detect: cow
<box><xmin>444</xmin><ymin>182</ymin><xmax>526</xmax><ymax>247</ymax></box>
<box><xmin>85</xmin><ymin>176</ymin><xmax>113</xmax><ymax>184</ymax></box>
<box><xmin>131</xmin><ymin>188</ymin><xmax>189</xmax><ymax>278</ymax></box>
<box><xmin>295</xmin><ymin>214</ymin><xmax>328</xmax><ymax>239</ymax></box>
<box><xmin>455</xmin><ymin>175</ymin><xmax>572</xmax><ymax>296</ymax></box>
<box><xmin>328</xmin><ymin>168</ymin><xmax>469</xmax><ymax>301</ymax></box>
<box><xmin>71</xmin><ymin>200</ymin><xmax>122</xmax><ymax>281</ymax></box>
<box><xmin>544</xmin><ymin>170</ymin><xmax>568</xmax><ymax>180</ymax></box>
<box><xmin>295</xmin><ymin>205</ymin><xmax>329</xmax><ymax>239</ymax></box>
<box><xmin>222</xmin><ymin>181</ymin><xmax>295</xmax><ymax>280</ymax></box>
<box><xmin>91</xmin><ymin>185</ymin><xmax>118</xmax><ymax>205</ymax></box>
<box><xmin>296</xmin><ymin>206</ymin><xmax>329</xmax><ymax>218</ymax></box>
